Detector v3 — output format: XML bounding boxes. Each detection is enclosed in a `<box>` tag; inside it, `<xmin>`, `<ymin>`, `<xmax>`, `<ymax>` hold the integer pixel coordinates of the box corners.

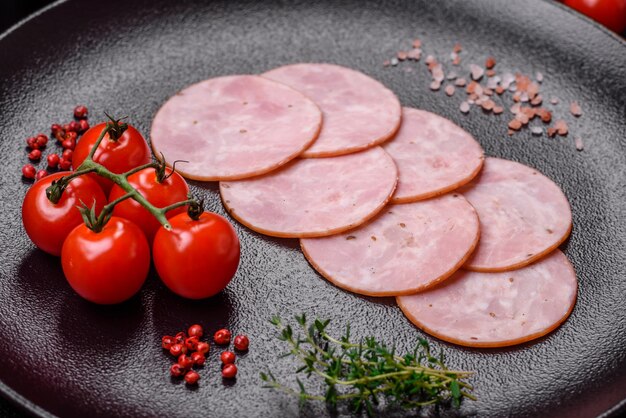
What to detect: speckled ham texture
<box><xmin>263</xmin><ymin>63</ymin><xmax>401</xmax><ymax>158</ymax></box>
<box><xmin>150</xmin><ymin>75</ymin><xmax>322</xmax><ymax>181</ymax></box>
<box><xmin>397</xmin><ymin>250</ymin><xmax>577</xmax><ymax>347</ymax></box>
<box><xmin>461</xmin><ymin>157</ymin><xmax>572</xmax><ymax>271</ymax></box>
<box><xmin>300</xmin><ymin>194</ymin><xmax>480</xmax><ymax>296</ymax></box>
<box><xmin>220</xmin><ymin>147</ymin><xmax>398</xmax><ymax>238</ymax></box>
<box><xmin>383</xmin><ymin>108</ymin><xmax>484</xmax><ymax>202</ymax></box>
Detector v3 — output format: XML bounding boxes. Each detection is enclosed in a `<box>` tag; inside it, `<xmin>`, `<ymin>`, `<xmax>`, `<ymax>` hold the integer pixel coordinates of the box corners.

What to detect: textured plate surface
<box><xmin>0</xmin><ymin>0</ymin><xmax>625</xmax><ymax>417</ymax></box>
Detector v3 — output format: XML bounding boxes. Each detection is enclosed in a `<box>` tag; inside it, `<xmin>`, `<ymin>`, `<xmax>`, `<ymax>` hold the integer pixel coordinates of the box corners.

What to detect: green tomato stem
<box><xmin>45</xmin><ymin>117</ymin><xmax>202</xmax><ymax>231</ymax></box>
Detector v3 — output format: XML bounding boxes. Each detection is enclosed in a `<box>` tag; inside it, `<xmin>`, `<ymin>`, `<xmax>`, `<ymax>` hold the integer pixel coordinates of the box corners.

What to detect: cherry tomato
<box><xmin>152</xmin><ymin>212</ymin><xmax>240</xmax><ymax>299</ymax></box>
<box><xmin>109</xmin><ymin>167</ymin><xmax>189</xmax><ymax>242</ymax></box>
<box><xmin>61</xmin><ymin>217</ymin><xmax>150</xmax><ymax>304</ymax></box>
<box><xmin>22</xmin><ymin>172</ymin><xmax>107</xmax><ymax>256</ymax></box>
<box><xmin>72</xmin><ymin>122</ymin><xmax>151</xmax><ymax>193</ymax></box>
<box><xmin>563</xmin><ymin>0</ymin><xmax>626</xmax><ymax>33</ymax></box>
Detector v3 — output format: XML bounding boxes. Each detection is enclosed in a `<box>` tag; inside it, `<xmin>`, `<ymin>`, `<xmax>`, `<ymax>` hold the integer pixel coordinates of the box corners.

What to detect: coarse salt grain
<box><xmin>531</xmin><ymin>126</ymin><xmax>543</xmax><ymax>136</ymax></box>
<box><xmin>575</xmin><ymin>137</ymin><xmax>584</xmax><ymax>151</ymax></box>
<box><xmin>460</xmin><ymin>102</ymin><xmax>470</xmax><ymax>113</ymax></box>
<box><xmin>430</xmin><ymin>80</ymin><xmax>442</xmax><ymax>91</ymax></box>
<box><xmin>570</xmin><ymin>101</ymin><xmax>583</xmax><ymax>117</ymax></box>
<box><xmin>455</xmin><ymin>78</ymin><xmax>467</xmax><ymax>87</ymax></box>
<box><xmin>470</xmin><ymin>64</ymin><xmax>484</xmax><ymax>81</ymax></box>
<box><xmin>445</xmin><ymin>85</ymin><xmax>455</xmax><ymax>96</ymax></box>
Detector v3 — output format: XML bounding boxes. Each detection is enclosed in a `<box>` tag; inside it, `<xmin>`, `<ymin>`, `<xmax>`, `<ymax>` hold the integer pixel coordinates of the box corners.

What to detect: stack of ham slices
<box><xmin>151</xmin><ymin>63</ymin><xmax>577</xmax><ymax>348</ymax></box>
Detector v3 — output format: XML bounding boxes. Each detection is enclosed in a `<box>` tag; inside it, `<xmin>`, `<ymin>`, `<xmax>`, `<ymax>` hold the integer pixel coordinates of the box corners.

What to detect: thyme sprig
<box><xmin>261</xmin><ymin>315</ymin><xmax>475</xmax><ymax>416</ymax></box>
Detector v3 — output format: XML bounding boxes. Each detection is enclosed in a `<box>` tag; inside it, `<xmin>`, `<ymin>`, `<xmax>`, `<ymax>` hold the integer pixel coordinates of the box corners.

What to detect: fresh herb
<box><xmin>261</xmin><ymin>315</ymin><xmax>475</xmax><ymax>416</ymax></box>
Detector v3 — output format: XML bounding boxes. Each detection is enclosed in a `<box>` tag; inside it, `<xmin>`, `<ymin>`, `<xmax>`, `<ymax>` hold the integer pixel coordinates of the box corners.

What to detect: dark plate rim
<box><xmin>0</xmin><ymin>1</ymin><xmax>624</xmax><ymax>417</ymax></box>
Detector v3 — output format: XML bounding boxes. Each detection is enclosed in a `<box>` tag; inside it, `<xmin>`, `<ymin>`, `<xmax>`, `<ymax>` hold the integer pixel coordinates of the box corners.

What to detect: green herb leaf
<box><xmin>262</xmin><ymin>315</ymin><xmax>475</xmax><ymax>414</ymax></box>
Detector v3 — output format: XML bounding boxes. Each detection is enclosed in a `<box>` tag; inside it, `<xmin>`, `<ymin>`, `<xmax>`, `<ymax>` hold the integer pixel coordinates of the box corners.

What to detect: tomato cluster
<box><xmin>21</xmin><ymin>120</ymin><xmax>240</xmax><ymax>304</ymax></box>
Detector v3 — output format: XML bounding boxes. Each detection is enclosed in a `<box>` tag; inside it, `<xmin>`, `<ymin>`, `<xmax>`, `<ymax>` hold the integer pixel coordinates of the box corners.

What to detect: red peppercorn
<box><xmin>169</xmin><ymin>343</ymin><xmax>184</xmax><ymax>357</ymax></box>
<box><xmin>233</xmin><ymin>335</ymin><xmax>249</xmax><ymax>351</ymax></box>
<box><xmin>63</xmin><ymin>123</ymin><xmax>72</xmax><ymax>133</ymax></box>
<box><xmin>78</xmin><ymin>119</ymin><xmax>89</xmax><ymax>132</ymax></box>
<box><xmin>220</xmin><ymin>351</ymin><xmax>236</xmax><ymax>365</ymax></box>
<box><xmin>222</xmin><ymin>364</ymin><xmax>237</xmax><ymax>379</ymax></box>
<box><xmin>214</xmin><ymin>329</ymin><xmax>231</xmax><ymax>345</ymax></box>
<box><xmin>196</xmin><ymin>341</ymin><xmax>209</xmax><ymax>354</ymax></box>
<box><xmin>65</xmin><ymin>131</ymin><xmax>78</xmax><ymax>141</ymax></box>
<box><xmin>51</xmin><ymin>124</ymin><xmax>63</xmax><ymax>134</ymax></box>
<box><xmin>62</xmin><ymin>149</ymin><xmax>73</xmax><ymax>161</ymax></box>
<box><xmin>28</xmin><ymin>149</ymin><xmax>42</xmax><ymax>161</ymax></box>
<box><xmin>190</xmin><ymin>352</ymin><xmax>205</xmax><ymax>367</ymax></box>
<box><xmin>185</xmin><ymin>336</ymin><xmax>199</xmax><ymax>352</ymax></box>
<box><xmin>161</xmin><ymin>335</ymin><xmax>174</xmax><ymax>350</ymax></box>
<box><xmin>184</xmin><ymin>370</ymin><xmax>200</xmax><ymax>385</ymax></box>
<box><xmin>68</xmin><ymin>121</ymin><xmax>81</xmax><ymax>132</ymax></box>
<box><xmin>47</xmin><ymin>154</ymin><xmax>60</xmax><ymax>169</ymax></box>
<box><xmin>26</xmin><ymin>137</ymin><xmax>39</xmax><ymax>149</ymax></box>
<box><xmin>74</xmin><ymin>105</ymin><xmax>88</xmax><ymax>119</ymax></box>
<box><xmin>174</xmin><ymin>331</ymin><xmax>186</xmax><ymax>345</ymax></box>
<box><xmin>61</xmin><ymin>139</ymin><xmax>76</xmax><ymax>150</ymax></box>
<box><xmin>188</xmin><ymin>324</ymin><xmax>203</xmax><ymax>338</ymax></box>
<box><xmin>178</xmin><ymin>354</ymin><xmax>194</xmax><ymax>369</ymax></box>
<box><xmin>35</xmin><ymin>134</ymin><xmax>48</xmax><ymax>148</ymax></box>
<box><xmin>170</xmin><ymin>363</ymin><xmax>185</xmax><ymax>377</ymax></box>
<box><xmin>22</xmin><ymin>164</ymin><xmax>36</xmax><ymax>179</ymax></box>
<box><xmin>58</xmin><ymin>158</ymin><xmax>72</xmax><ymax>170</ymax></box>
<box><xmin>35</xmin><ymin>170</ymin><xmax>48</xmax><ymax>181</ymax></box>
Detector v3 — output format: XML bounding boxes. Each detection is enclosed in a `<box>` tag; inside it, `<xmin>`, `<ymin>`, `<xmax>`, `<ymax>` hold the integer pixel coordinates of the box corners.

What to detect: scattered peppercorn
<box><xmin>233</xmin><ymin>335</ymin><xmax>249</xmax><ymax>351</ymax></box>
<box><xmin>74</xmin><ymin>105</ymin><xmax>88</xmax><ymax>119</ymax></box>
<box><xmin>28</xmin><ymin>149</ymin><xmax>42</xmax><ymax>161</ymax></box>
<box><xmin>221</xmin><ymin>351</ymin><xmax>236</xmax><ymax>364</ymax></box>
<box><xmin>47</xmin><ymin>154</ymin><xmax>60</xmax><ymax>169</ymax></box>
<box><xmin>178</xmin><ymin>354</ymin><xmax>194</xmax><ymax>370</ymax></box>
<box><xmin>170</xmin><ymin>363</ymin><xmax>185</xmax><ymax>377</ymax></box>
<box><xmin>214</xmin><ymin>329</ymin><xmax>232</xmax><ymax>345</ymax></box>
<box><xmin>222</xmin><ymin>364</ymin><xmax>237</xmax><ymax>379</ymax></box>
<box><xmin>35</xmin><ymin>170</ymin><xmax>48</xmax><ymax>181</ymax></box>
<box><xmin>191</xmin><ymin>352</ymin><xmax>206</xmax><ymax>366</ymax></box>
<box><xmin>22</xmin><ymin>164</ymin><xmax>36</xmax><ymax>179</ymax></box>
<box><xmin>184</xmin><ymin>370</ymin><xmax>200</xmax><ymax>385</ymax></box>
<box><xmin>188</xmin><ymin>324</ymin><xmax>203</xmax><ymax>338</ymax></box>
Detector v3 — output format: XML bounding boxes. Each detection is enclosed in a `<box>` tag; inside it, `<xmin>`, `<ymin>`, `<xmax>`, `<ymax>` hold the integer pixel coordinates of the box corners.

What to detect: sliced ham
<box><xmin>263</xmin><ymin>63</ymin><xmax>402</xmax><ymax>158</ymax></box>
<box><xmin>383</xmin><ymin>108</ymin><xmax>484</xmax><ymax>202</ymax></box>
<box><xmin>460</xmin><ymin>157</ymin><xmax>572</xmax><ymax>271</ymax></box>
<box><xmin>397</xmin><ymin>250</ymin><xmax>577</xmax><ymax>348</ymax></box>
<box><xmin>300</xmin><ymin>194</ymin><xmax>480</xmax><ymax>296</ymax></box>
<box><xmin>220</xmin><ymin>147</ymin><xmax>398</xmax><ymax>238</ymax></box>
<box><xmin>150</xmin><ymin>75</ymin><xmax>322</xmax><ymax>181</ymax></box>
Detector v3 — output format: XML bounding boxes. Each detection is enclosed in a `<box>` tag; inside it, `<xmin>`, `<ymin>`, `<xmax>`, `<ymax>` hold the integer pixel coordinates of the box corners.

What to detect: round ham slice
<box><xmin>383</xmin><ymin>108</ymin><xmax>484</xmax><ymax>202</ymax></box>
<box><xmin>150</xmin><ymin>75</ymin><xmax>322</xmax><ymax>181</ymax></box>
<box><xmin>300</xmin><ymin>194</ymin><xmax>480</xmax><ymax>296</ymax></box>
<box><xmin>460</xmin><ymin>157</ymin><xmax>572</xmax><ymax>272</ymax></box>
<box><xmin>263</xmin><ymin>63</ymin><xmax>402</xmax><ymax>158</ymax></box>
<box><xmin>220</xmin><ymin>146</ymin><xmax>398</xmax><ymax>238</ymax></box>
<box><xmin>397</xmin><ymin>250</ymin><xmax>577</xmax><ymax>348</ymax></box>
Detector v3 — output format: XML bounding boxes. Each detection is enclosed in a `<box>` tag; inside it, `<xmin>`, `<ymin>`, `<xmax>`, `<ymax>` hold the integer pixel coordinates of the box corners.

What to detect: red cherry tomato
<box><xmin>61</xmin><ymin>217</ymin><xmax>150</xmax><ymax>304</ymax></box>
<box><xmin>22</xmin><ymin>172</ymin><xmax>107</xmax><ymax>256</ymax></box>
<box><xmin>72</xmin><ymin>122</ymin><xmax>151</xmax><ymax>193</ymax></box>
<box><xmin>563</xmin><ymin>0</ymin><xmax>626</xmax><ymax>33</ymax></box>
<box><xmin>109</xmin><ymin>167</ymin><xmax>189</xmax><ymax>242</ymax></box>
<box><xmin>152</xmin><ymin>212</ymin><xmax>240</xmax><ymax>299</ymax></box>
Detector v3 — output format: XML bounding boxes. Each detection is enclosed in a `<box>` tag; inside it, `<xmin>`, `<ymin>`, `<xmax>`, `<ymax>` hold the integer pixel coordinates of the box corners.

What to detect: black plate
<box><xmin>1</xmin><ymin>0</ymin><xmax>625</xmax><ymax>417</ymax></box>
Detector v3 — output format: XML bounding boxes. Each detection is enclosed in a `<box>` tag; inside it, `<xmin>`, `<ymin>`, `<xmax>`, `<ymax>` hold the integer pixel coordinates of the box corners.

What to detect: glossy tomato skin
<box><xmin>563</xmin><ymin>0</ymin><xmax>626</xmax><ymax>33</ymax></box>
<box><xmin>153</xmin><ymin>212</ymin><xmax>240</xmax><ymax>299</ymax></box>
<box><xmin>61</xmin><ymin>217</ymin><xmax>150</xmax><ymax>304</ymax></box>
<box><xmin>22</xmin><ymin>172</ymin><xmax>107</xmax><ymax>256</ymax></box>
<box><xmin>109</xmin><ymin>167</ymin><xmax>190</xmax><ymax>243</ymax></box>
<box><xmin>72</xmin><ymin>122</ymin><xmax>152</xmax><ymax>193</ymax></box>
